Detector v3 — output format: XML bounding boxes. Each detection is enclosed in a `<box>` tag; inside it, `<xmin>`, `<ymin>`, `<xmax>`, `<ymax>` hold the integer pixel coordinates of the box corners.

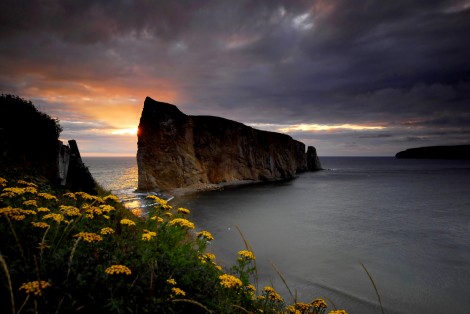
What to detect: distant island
<box><xmin>395</xmin><ymin>145</ymin><xmax>470</xmax><ymax>160</ymax></box>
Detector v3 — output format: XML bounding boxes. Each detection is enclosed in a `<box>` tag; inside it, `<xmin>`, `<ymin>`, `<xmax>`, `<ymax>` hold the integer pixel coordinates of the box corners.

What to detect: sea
<box><xmin>83</xmin><ymin>156</ymin><xmax>470</xmax><ymax>313</ymax></box>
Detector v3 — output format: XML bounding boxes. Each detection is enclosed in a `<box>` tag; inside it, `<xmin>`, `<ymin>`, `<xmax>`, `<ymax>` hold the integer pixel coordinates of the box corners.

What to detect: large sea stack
<box><xmin>137</xmin><ymin>97</ymin><xmax>322</xmax><ymax>191</ymax></box>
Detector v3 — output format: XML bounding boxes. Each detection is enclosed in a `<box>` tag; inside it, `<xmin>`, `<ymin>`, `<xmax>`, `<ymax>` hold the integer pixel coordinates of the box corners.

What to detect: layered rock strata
<box><xmin>137</xmin><ymin>97</ymin><xmax>321</xmax><ymax>191</ymax></box>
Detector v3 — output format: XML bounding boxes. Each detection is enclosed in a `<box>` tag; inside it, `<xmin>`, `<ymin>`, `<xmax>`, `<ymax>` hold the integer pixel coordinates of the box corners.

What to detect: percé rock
<box><xmin>395</xmin><ymin>145</ymin><xmax>470</xmax><ymax>160</ymax></box>
<box><xmin>137</xmin><ymin>97</ymin><xmax>322</xmax><ymax>191</ymax></box>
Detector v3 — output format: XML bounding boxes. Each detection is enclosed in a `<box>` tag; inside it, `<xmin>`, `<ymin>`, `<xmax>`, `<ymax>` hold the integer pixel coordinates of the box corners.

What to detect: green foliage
<box><xmin>0</xmin><ymin>94</ymin><xmax>63</xmax><ymax>179</ymax></box>
<box><xmin>0</xmin><ymin>177</ymin><xmax>347</xmax><ymax>314</ymax></box>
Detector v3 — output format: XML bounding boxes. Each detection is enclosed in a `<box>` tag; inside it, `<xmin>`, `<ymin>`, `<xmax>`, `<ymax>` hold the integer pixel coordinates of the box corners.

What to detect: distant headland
<box><xmin>395</xmin><ymin>145</ymin><xmax>470</xmax><ymax>160</ymax></box>
<box><xmin>137</xmin><ymin>97</ymin><xmax>322</xmax><ymax>192</ymax></box>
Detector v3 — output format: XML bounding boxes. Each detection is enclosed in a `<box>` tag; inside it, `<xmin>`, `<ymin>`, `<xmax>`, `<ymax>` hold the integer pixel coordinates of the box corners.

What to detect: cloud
<box><xmin>1</xmin><ymin>0</ymin><xmax>469</xmax><ymax>156</ymax></box>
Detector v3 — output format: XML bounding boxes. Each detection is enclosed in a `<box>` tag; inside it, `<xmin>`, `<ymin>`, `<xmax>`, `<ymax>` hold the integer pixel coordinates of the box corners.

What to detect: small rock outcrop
<box><xmin>137</xmin><ymin>97</ymin><xmax>321</xmax><ymax>191</ymax></box>
<box><xmin>396</xmin><ymin>145</ymin><xmax>470</xmax><ymax>160</ymax></box>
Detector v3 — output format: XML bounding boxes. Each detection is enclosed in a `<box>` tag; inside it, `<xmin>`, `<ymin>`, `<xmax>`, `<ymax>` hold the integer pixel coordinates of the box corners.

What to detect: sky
<box><xmin>1</xmin><ymin>0</ymin><xmax>469</xmax><ymax>156</ymax></box>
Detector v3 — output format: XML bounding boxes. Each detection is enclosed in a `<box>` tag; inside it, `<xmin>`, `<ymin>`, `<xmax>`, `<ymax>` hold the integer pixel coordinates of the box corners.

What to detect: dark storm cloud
<box><xmin>1</xmin><ymin>0</ymin><xmax>469</xmax><ymax>155</ymax></box>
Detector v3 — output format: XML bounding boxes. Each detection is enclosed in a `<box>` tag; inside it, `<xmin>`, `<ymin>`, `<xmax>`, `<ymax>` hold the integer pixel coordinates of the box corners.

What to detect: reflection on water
<box><xmin>84</xmin><ymin>157</ymin><xmax>470</xmax><ymax>314</ymax></box>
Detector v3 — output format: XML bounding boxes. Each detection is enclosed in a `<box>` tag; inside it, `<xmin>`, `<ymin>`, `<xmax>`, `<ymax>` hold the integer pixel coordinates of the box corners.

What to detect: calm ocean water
<box><xmin>83</xmin><ymin>156</ymin><xmax>470</xmax><ymax>313</ymax></box>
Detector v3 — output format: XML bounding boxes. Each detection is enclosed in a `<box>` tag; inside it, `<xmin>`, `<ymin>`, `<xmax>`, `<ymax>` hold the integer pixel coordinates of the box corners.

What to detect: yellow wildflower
<box><xmin>42</xmin><ymin>213</ymin><xmax>65</xmax><ymax>223</ymax></box>
<box><xmin>285</xmin><ymin>305</ymin><xmax>302</xmax><ymax>314</ymax></box>
<box><xmin>120</xmin><ymin>218</ymin><xmax>136</xmax><ymax>226</ymax></box>
<box><xmin>146</xmin><ymin>195</ymin><xmax>167</xmax><ymax>205</ymax></box>
<box><xmin>103</xmin><ymin>215</ymin><xmax>110</xmax><ymax>219</ymax></box>
<box><xmin>23</xmin><ymin>199</ymin><xmax>37</xmax><ymax>207</ymax></box>
<box><xmin>37</xmin><ymin>207</ymin><xmax>50</xmax><ymax>212</ymax></box>
<box><xmin>219</xmin><ymin>274</ymin><xmax>242</xmax><ymax>289</ymax></box>
<box><xmin>169</xmin><ymin>218</ymin><xmax>195</xmax><ymax>229</ymax></box>
<box><xmin>32</xmin><ymin>222</ymin><xmax>50</xmax><ymax>229</ymax></box>
<box><xmin>103</xmin><ymin>194</ymin><xmax>120</xmax><ymax>203</ymax></box>
<box><xmin>164</xmin><ymin>212</ymin><xmax>173</xmax><ymax>218</ymax></box>
<box><xmin>197</xmin><ymin>230</ymin><xmax>214</xmax><ymax>241</ymax></box>
<box><xmin>166</xmin><ymin>278</ymin><xmax>177</xmax><ymax>285</ymax></box>
<box><xmin>290</xmin><ymin>302</ymin><xmax>312</xmax><ymax>313</ymax></box>
<box><xmin>328</xmin><ymin>311</ymin><xmax>348</xmax><ymax>314</ymax></box>
<box><xmin>141</xmin><ymin>229</ymin><xmax>157</xmax><ymax>241</ymax></box>
<box><xmin>312</xmin><ymin>298</ymin><xmax>328</xmax><ymax>309</ymax></box>
<box><xmin>238</xmin><ymin>250</ymin><xmax>255</xmax><ymax>260</ymax></box>
<box><xmin>162</xmin><ymin>204</ymin><xmax>172</xmax><ymax>210</ymax></box>
<box><xmin>75</xmin><ymin>191</ymin><xmax>94</xmax><ymax>200</ymax></box>
<box><xmin>17</xmin><ymin>180</ymin><xmax>38</xmax><ymax>188</ymax></box>
<box><xmin>0</xmin><ymin>177</ymin><xmax>7</xmax><ymax>187</ymax></box>
<box><xmin>100</xmin><ymin>227</ymin><xmax>115</xmax><ymax>235</ymax></box>
<box><xmin>38</xmin><ymin>193</ymin><xmax>58</xmax><ymax>201</ymax></box>
<box><xmin>171</xmin><ymin>287</ymin><xmax>186</xmax><ymax>297</ymax></box>
<box><xmin>24</xmin><ymin>186</ymin><xmax>37</xmax><ymax>194</ymax></box>
<box><xmin>63</xmin><ymin>192</ymin><xmax>77</xmax><ymax>200</ymax></box>
<box><xmin>177</xmin><ymin>207</ymin><xmax>190</xmax><ymax>214</ymax></box>
<box><xmin>263</xmin><ymin>286</ymin><xmax>283</xmax><ymax>302</ymax></box>
<box><xmin>0</xmin><ymin>207</ymin><xmax>36</xmax><ymax>220</ymax></box>
<box><xmin>1</xmin><ymin>187</ymin><xmax>26</xmax><ymax>197</ymax></box>
<box><xmin>199</xmin><ymin>253</ymin><xmax>216</xmax><ymax>264</ymax></box>
<box><xmin>73</xmin><ymin>232</ymin><xmax>103</xmax><ymax>243</ymax></box>
<box><xmin>19</xmin><ymin>280</ymin><xmax>50</xmax><ymax>296</ymax></box>
<box><xmin>105</xmin><ymin>264</ymin><xmax>131</xmax><ymax>275</ymax></box>
<box><xmin>99</xmin><ymin>204</ymin><xmax>115</xmax><ymax>213</ymax></box>
<box><xmin>150</xmin><ymin>215</ymin><xmax>164</xmax><ymax>223</ymax></box>
<box><xmin>60</xmin><ymin>205</ymin><xmax>80</xmax><ymax>217</ymax></box>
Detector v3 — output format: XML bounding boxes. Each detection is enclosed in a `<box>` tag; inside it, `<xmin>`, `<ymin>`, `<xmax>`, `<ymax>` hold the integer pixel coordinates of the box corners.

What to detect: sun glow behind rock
<box><xmin>110</xmin><ymin>128</ymin><xmax>138</xmax><ymax>136</ymax></box>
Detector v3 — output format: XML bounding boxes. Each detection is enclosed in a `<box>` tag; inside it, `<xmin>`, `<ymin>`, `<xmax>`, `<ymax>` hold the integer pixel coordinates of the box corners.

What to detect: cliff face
<box><xmin>137</xmin><ymin>97</ymin><xmax>321</xmax><ymax>191</ymax></box>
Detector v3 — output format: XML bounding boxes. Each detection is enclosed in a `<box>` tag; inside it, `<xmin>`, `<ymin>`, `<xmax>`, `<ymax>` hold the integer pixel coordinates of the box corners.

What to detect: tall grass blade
<box><xmin>361</xmin><ymin>263</ymin><xmax>385</xmax><ymax>314</ymax></box>
<box><xmin>269</xmin><ymin>260</ymin><xmax>296</xmax><ymax>303</ymax></box>
<box><xmin>235</xmin><ymin>225</ymin><xmax>259</xmax><ymax>290</ymax></box>
<box><xmin>0</xmin><ymin>252</ymin><xmax>15</xmax><ymax>314</ymax></box>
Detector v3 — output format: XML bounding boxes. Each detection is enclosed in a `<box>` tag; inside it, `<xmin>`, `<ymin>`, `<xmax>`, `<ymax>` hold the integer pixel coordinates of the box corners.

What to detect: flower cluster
<box><xmin>197</xmin><ymin>230</ymin><xmax>214</xmax><ymax>241</ymax></box>
<box><xmin>38</xmin><ymin>192</ymin><xmax>58</xmax><ymax>201</ymax></box>
<box><xmin>60</xmin><ymin>205</ymin><xmax>80</xmax><ymax>217</ymax></box>
<box><xmin>0</xmin><ymin>177</ymin><xmax>7</xmax><ymax>187</ymax></box>
<box><xmin>286</xmin><ymin>302</ymin><xmax>312</xmax><ymax>313</ymax></box>
<box><xmin>23</xmin><ymin>200</ymin><xmax>37</xmax><ymax>207</ymax></box>
<box><xmin>150</xmin><ymin>215</ymin><xmax>164</xmax><ymax>223</ymax></box>
<box><xmin>99</xmin><ymin>204</ymin><xmax>115</xmax><ymax>213</ymax></box>
<box><xmin>177</xmin><ymin>207</ymin><xmax>190</xmax><ymax>214</ymax></box>
<box><xmin>103</xmin><ymin>194</ymin><xmax>119</xmax><ymax>203</ymax></box>
<box><xmin>141</xmin><ymin>229</ymin><xmax>157</xmax><ymax>241</ymax></box>
<box><xmin>219</xmin><ymin>274</ymin><xmax>243</xmax><ymax>289</ymax></box>
<box><xmin>263</xmin><ymin>286</ymin><xmax>283</xmax><ymax>302</ymax></box>
<box><xmin>32</xmin><ymin>221</ymin><xmax>50</xmax><ymax>229</ymax></box>
<box><xmin>312</xmin><ymin>298</ymin><xmax>328</xmax><ymax>309</ymax></box>
<box><xmin>17</xmin><ymin>180</ymin><xmax>38</xmax><ymax>188</ymax></box>
<box><xmin>171</xmin><ymin>287</ymin><xmax>186</xmax><ymax>297</ymax></box>
<box><xmin>100</xmin><ymin>227</ymin><xmax>115</xmax><ymax>235</ymax></box>
<box><xmin>120</xmin><ymin>218</ymin><xmax>136</xmax><ymax>226</ymax></box>
<box><xmin>19</xmin><ymin>280</ymin><xmax>51</xmax><ymax>296</ymax></box>
<box><xmin>105</xmin><ymin>264</ymin><xmax>132</xmax><ymax>275</ymax></box>
<box><xmin>63</xmin><ymin>192</ymin><xmax>77</xmax><ymax>200</ymax></box>
<box><xmin>168</xmin><ymin>218</ymin><xmax>195</xmax><ymax>229</ymax></box>
<box><xmin>238</xmin><ymin>250</ymin><xmax>256</xmax><ymax>260</ymax></box>
<box><xmin>74</xmin><ymin>232</ymin><xmax>103</xmax><ymax>243</ymax></box>
<box><xmin>42</xmin><ymin>213</ymin><xmax>65</xmax><ymax>223</ymax></box>
<box><xmin>0</xmin><ymin>207</ymin><xmax>36</xmax><ymax>220</ymax></box>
